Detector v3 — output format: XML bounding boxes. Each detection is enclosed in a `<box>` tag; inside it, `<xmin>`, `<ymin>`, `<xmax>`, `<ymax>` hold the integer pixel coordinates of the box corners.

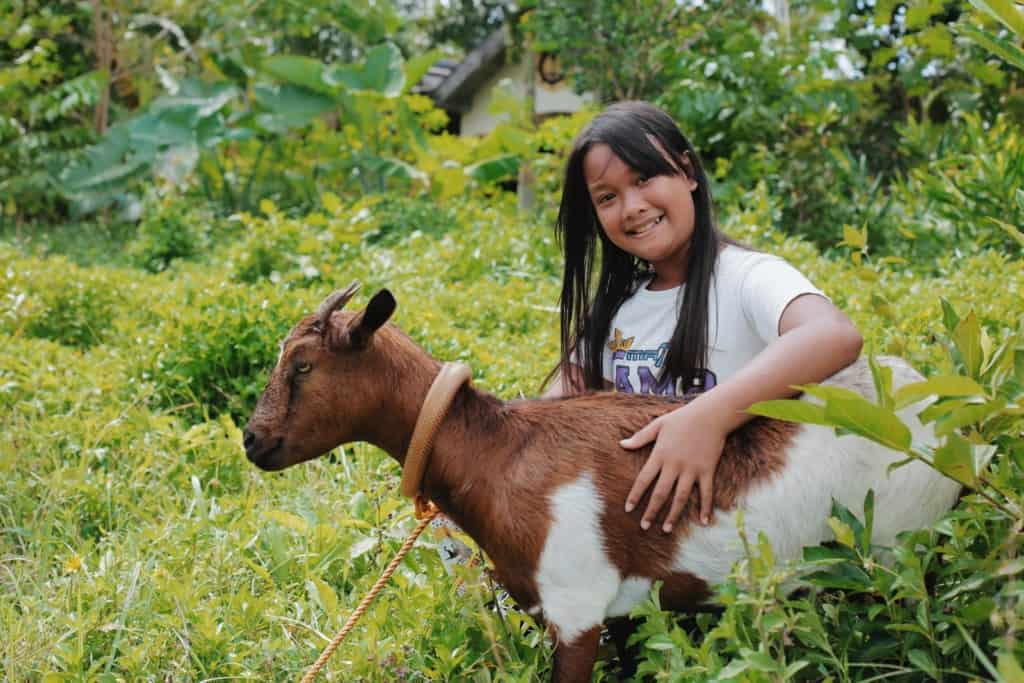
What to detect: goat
<box><xmin>244</xmin><ymin>286</ymin><xmax>964</xmax><ymax>682</ymax></box>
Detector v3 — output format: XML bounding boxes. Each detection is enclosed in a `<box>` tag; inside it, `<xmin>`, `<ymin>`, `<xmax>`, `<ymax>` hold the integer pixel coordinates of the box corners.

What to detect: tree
<box><xmin>527</xmin><ymin>0</ymin><xmax>681</xmax><ymax>102</ymax></box>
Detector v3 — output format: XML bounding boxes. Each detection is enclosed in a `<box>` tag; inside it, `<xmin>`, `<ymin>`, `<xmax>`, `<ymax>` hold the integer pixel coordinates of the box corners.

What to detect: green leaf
<box><xmin>907</xmin><ymin>2</ymin><xmax>941</xmax><ymax>28</ymax></box>
<box><xmin>784</xmin><ymin>661</ymin><xmax>810</xmax><ymax>679</ymax></box>
<box><xmin>801</xmin><ymin>386</ymin><xmax>912</xmax><ymax>452</ymax></box>
<box><xmin>862</xmin><ymin>490</ymin><xmax>875</xmax><ymax>555</ymax></box>
<box><xmin>743</xmin><ymin>649</ymin><xmax>781</xmax><ymax>672</ymax></box>
<box><xmin>874</xmin><ymin>0</ymin><xmax>900</xmax><ymax>27</ymax></box>
<box><xmin>1017</xmin><ymin>188</ymin><xmax>1024</xmax><ymax>212</ymax></box>
<box><xmin>806</xmin><ymin>563</ymin><xmax>873</xmax><ymax>590</ymax></box>
<box><xmin>958</xmin><ymin>597</ymin><xmax>996</xmax><ymax>624</ymax></box>
<box><xmin>830</xmin><ymin>498</ymin><xmax>867</xmax><ymax>550</ymax></box>
<box><xmin>349</xmin><ymin>534</ymin><xmax>378</xmax><ymax>559</ymax></box>
<box><xmin>935</xmin><ymin>398</ymin><xmax>1006</xmax><ymax>436</ymax></box>
<box><xmin>365</xmin><ymin>156</ymin><xmax>428</xmax><ymax>183</ymax></box>
<box><xmin>998</xmin><ymin>651</ymin><xmax>1024</xmax><ymax>682</ymax></box>
<box><xmin>952</xmin><ymin>311</ymin><xmax>983</xmax><ymax>377</ymax></box>
<box><xmin>65</xmin><ymin>158</ymin><xmax>150</xmax><ymax>191</ymax></box>
<box><xmin>794</xmin><ymin>384</ymin><xmax>911</xmax><ymax>450</ymax></box>
<box><xmin>839</xmin><ymin>224</ymin><xmax>867</xmax><ymax>249</ymax></box>
<box><xmin>465</xmin><ymin>154</ymin><xmax>521</xmax><ymax>183</ymax></box>
<box><xmin>869</xmin><ymin>356</ymin><xmax>894</xmax><ymax>410</ymax></box>
<box><xmin>156</xmin><ymin>79</ymin><xmax>239</xmax><ymax>117</ymax></box>
<box><xmin>253</xmin><ymin>84</ymin><xmax>334</xmax><ymax>132</ymax></box>
<box><xmin>886</xmin><ymin>455</ymin><xmax>915</xmax><ymax>475</ymax></box>
<box><xmin>917</xmin><ymin>398</ymin><xmax>968</xmax><ymax>425</ymax></box>
<box><xmin>958</xmin><ymin>24</ymin><xmax>1024</xmax><ymax>71</ymax></box>
<box><xmin>968</xmin><ymin>0</ymin><xmax>1024</xmax><ymax>36</ymax></box>
<box><xmin>643</xmin><ymin>633</ymin><xmax>676</xmax><ymax>651</ymax></box>
<box><xmin>987</xmin><ymin>216</ymin><xmax>1024</xmax><ymax>248</ymax></box>
<box><xmin>908</xmin><ymin>649</ymin><xmax>938</xmax><ymax>678</ymax></box>
<box><xmin>326</xmin><ymin>43</ymin><xmax>405</xmax><ymax>96</ymax></box>
<box><xmin>746</xmin><ymin>398</ymin><xmax>830</xmax><ymax>425</ymax></box>
<box><xmin>917</xmin><ymin>25</ymin><xmax>955</xmax><ymax>58</ymax></box>
<box><xmin>494</xmin><ymin>123</ymin><xmax>533</xmax><ymax>156</ymax></box>
<box><xmin>893</xmin><ymin>375</ymin><xmax>987</xmax><ymax>409</ymax></box>
<box><xmin>827</xmin><ymin>517</ymin><xmax>856</xmax><ymax>548</ymax></box>
<box><xmin>310</xmin><ymin>576</ymin><xmax>338</xmax><ymax>618</ymax></box>
<box><xmin>940</xmin><ymin>297</ymin><xmax>960</xmax><ymax>334</ymax></box>
<box><xmin>803</xmin><ymin>544</ymin><xmax>858</xmax><ymax>563</ymax></box>
<box><xmin>717</xmin><ymin>659</ymin><xmax>750</xmax><ymax>678</ymax></box>
<box><xmin>403</xmin><ymin>48</ymin><xmax>447</xmax><ymax>93</ymax></box>
<box><xmin>262</xmin><ymin>55</ymin><xmax>331</xmax><ymax>94</ymax></box>
<box><xmin>396</xmin><ymin>99</ymin><xmax>429</xmax><ymax>149</ymax></box>
<box><xmin>933</xmin><ymin>432</ymin><xmax>978</xmax><ymax>486</ymax></box>
<box><xmin>265</xmin><ymin>509</ymin><xmax>308</xmax><ymax>533</ymax></box>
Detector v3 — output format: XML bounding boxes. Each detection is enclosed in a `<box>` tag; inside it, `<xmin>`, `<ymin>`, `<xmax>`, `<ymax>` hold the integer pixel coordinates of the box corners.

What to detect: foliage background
<box><xmin>2</xmin><ymin>0</ymin><xmax>1023</xmax><ymax>680</ymax></box>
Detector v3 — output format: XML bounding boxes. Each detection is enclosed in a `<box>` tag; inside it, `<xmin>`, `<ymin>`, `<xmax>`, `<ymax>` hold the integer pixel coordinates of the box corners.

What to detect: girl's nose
<box><xmin>622</xmin><ymin>189</ymin><xmax>648</xmax><ymax>220</ymax></box>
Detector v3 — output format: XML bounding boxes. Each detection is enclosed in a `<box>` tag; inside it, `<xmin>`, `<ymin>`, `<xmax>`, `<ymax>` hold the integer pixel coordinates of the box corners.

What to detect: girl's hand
<box><xmin>620</xmin><ymin>403</ymin><xmax>728</xmax><ymax>532</ymax></box>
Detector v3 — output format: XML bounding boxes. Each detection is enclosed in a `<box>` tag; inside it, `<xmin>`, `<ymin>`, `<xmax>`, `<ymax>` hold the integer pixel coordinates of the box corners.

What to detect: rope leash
<box><xmin>299</xmin><ymin>500</ymin><xmax>440</xmax><ymax>683</ymax></box>
<box><xmin>299</xmin><ymin>363</ymin><xmax>472</xmax><ymax>682</ymax></box>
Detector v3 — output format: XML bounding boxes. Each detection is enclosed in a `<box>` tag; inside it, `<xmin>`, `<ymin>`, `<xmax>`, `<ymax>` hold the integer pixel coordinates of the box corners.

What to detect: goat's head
<box><xmin>243</xmin><ymin>282</ymin><xmax>397</xmax><ymax>471</ymax></box>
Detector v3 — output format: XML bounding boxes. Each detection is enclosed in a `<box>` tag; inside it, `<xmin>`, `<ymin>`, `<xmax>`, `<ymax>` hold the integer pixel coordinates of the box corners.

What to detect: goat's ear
<box><xmin>349</xmin><ymin>289</ymin><xmax>396</xmax><ymax>349</ymax></box>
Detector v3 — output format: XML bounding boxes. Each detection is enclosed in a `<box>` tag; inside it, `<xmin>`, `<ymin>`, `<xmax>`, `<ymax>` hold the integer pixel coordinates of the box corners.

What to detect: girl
<box><xmin>545</xmin><ymin>101</ymin><xmax>863</xmax><ymax>534</ymax></box>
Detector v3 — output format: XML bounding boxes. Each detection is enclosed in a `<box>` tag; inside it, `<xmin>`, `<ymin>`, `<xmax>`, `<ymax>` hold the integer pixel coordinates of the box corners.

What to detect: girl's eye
<box><xmin>296</xmin><ymin>362</ymin><xmax>312</xmax><ymax>374</ymax></box>
<box><xmin>596</xmin><ymin>193</ymin><xmax>614</xmax><ymax>205</ymax></box>
<box><xmin>637</xmin><ymin>175</ymin><xmax>650</xmax><ymax>186</ymax></box>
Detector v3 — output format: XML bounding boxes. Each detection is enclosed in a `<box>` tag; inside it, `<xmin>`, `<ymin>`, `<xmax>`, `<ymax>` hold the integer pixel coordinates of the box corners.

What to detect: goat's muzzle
<box><xmin>243</xmin><ymin>428</ymin><xmax>286</xmax><ymax>471</ymax></box>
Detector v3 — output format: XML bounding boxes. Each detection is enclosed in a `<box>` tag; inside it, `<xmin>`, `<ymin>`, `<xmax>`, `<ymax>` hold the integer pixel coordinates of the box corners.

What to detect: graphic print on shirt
<box><xmin>607</xmin><ymin>328</ymin><xmax>717</xmax><ymax>397</ymax></box>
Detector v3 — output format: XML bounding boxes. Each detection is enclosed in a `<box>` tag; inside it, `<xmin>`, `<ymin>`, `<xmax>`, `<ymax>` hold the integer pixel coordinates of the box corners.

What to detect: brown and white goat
<box><xmin>244</xmin><ymin>287</ymin><xmax>964</xmax><ymax>682</ymax></box>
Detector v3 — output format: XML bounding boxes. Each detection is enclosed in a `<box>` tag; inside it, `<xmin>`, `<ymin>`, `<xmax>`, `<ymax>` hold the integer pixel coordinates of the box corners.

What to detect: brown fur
<box><xmin>244</xmin><ymin>290</ymin><xmax>801</xmax><ymax>681</ymax></box>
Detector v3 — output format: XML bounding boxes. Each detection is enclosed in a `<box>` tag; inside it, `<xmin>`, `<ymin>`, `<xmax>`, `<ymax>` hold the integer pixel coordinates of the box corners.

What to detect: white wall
<box><xmin>460</xmin><ymin>60</ymin><xmax>530</xmax><ymax>137</ymax></box>
<box><xmin>459</xmin><ymin>56</ymin><xmax>590</xmax><ymax>136</ymax></box>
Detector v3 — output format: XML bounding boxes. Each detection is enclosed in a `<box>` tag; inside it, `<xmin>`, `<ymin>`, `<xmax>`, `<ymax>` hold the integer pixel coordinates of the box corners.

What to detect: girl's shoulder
<box><xmin>716</xmin><ymin>244</ymin><xmax>796</xmax><ymax>282</ymax></box>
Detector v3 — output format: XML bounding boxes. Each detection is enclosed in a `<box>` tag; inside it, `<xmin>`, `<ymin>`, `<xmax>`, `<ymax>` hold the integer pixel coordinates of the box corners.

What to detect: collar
<box><xmin>399</xmin><ymin>362</ymin><xmax>473</xmax><ymax>502</ymax></box>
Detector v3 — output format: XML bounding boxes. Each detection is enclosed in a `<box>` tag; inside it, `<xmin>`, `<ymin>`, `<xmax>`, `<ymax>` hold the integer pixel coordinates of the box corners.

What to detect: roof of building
<box><xmin>411</xmin><ymin>28</ymin><xmax>507</xmax><ymax>114</ymax></box>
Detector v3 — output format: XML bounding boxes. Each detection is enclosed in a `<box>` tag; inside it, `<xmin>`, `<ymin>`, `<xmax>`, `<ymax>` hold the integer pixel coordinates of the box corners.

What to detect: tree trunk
<box><xmin>91</xmin><ymin>0</ymin><xmax>114</xmax><ymax>134</ymax></box>
<box><xmin>774</xmin><ymin>0</ymin><xmax>790</xmax><ymax>42</ymax></box>
<box><xmin>517</xmin><ymin>160</ymin><xmax>536</xmax><ymax>214</ymax></box>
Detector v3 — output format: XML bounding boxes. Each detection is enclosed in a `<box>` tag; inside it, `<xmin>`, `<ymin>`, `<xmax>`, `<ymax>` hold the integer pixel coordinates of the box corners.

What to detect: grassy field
<box><xmin>2</xmin><ymin>187</ymin><xmax>1023</xmax><ymax>681</ymax></box>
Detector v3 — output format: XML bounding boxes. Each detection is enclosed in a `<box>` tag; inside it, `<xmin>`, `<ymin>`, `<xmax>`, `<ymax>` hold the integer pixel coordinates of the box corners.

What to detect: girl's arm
<box><xmin>621</xmin><ymin>293</ymin><xmax>863</xmax><ymax>532</ymax></box>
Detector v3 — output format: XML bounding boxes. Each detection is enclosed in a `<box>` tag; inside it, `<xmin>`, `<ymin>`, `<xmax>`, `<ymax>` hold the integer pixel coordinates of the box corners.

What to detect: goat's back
<box><xmin>501</xmin><ymin>356</ymin><xmax>960</xmax><ymax>593</ymax></box>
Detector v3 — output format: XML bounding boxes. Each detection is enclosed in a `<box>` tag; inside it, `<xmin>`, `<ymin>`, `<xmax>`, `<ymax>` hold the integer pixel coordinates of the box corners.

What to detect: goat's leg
<box><xmin>606</xmin><ymin>617</ymin><xmax>640</xmax><ymax>679</ymax></box>
<box><xmin>551</xmin><ymin>625</ymin><xmax>601</xmax><ymax>683</ymax></box>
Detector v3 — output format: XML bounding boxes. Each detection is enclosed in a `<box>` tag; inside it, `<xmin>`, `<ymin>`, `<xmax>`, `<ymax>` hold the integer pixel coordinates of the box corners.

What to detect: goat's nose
<box><xmin>243</xmin><ymin>428</ymin><xmax>257</xmax><ymax>452</ymax></box>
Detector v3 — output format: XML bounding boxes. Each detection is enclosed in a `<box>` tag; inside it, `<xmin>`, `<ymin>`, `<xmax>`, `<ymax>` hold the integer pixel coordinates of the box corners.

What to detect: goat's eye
<box><xmin>296</xmin><ymin>362</ymin><xmax>312</xmax><ymax>374</ymax></box>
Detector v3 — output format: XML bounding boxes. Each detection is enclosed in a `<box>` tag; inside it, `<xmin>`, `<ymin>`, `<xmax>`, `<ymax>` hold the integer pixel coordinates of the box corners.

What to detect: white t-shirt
<box><xmin>602</xmin><ymin>245</ymin><xmax>825</xmax><ymax>397</ymax></box>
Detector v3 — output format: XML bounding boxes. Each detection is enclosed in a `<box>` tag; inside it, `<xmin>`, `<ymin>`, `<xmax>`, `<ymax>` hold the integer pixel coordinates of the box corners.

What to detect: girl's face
<box><xmin>582</xmin><ymin>143</ymin><xmax>698</xmax><ymax>290</ymax></box>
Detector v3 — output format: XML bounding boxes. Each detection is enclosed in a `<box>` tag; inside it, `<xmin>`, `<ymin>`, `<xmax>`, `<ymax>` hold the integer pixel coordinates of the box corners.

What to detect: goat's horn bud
<box><xmin>316</xmin><ymin>281</ymin><xmax>361</xmax><ymax>327</ymax></box>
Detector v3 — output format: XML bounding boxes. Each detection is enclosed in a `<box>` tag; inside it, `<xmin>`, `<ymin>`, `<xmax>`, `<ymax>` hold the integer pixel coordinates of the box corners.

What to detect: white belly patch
<box><xmin>534</xmin><ymin>473</ymin><xmax>662</xmax><ymax>641</ymax></box>
<box><xmin>535</xmin><ymin>472</ymin><xmax>622</xmax><ymax>642</ymax></box>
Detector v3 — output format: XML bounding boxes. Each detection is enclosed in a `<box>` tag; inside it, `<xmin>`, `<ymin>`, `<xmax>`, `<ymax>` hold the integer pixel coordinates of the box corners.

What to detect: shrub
<box><xmin>0</xmin><ymin>254</ymin><xmax>118</xmax><ymax>348</ymax></box>
<box><xmin>127</xmin><ymin>201</ymin><xmax>215</xmax><ymax>273</ymax></box>
<box><xmin>144</xmin><ymin>278</ymin><xmax>311</xmax><ymax>422</ymax></box>
<box><xmin>224</xmin><ymin>198</ymin><xmax>364</xmax><ymax>286</ymax></box>
<box><xmin>361</xmin><ymin>194</ymin><xmax>459</xmax><ymax>246</ymax></box>
<box><xmin>890</xmin><ymin>114</ymin><xmax>1024</xmax><ymax>260</ymax></box>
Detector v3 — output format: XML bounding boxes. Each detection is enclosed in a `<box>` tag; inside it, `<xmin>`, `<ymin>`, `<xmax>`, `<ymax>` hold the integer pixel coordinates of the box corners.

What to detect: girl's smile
<box><xmin>625</xmin><ymin>213</ymin><xmax>665</xmax><ymax>237</ymax></box>
<box><xmin>583</xmin><ymin>143</ymin><xmax>698</xmax><ymax>289</ymax></box>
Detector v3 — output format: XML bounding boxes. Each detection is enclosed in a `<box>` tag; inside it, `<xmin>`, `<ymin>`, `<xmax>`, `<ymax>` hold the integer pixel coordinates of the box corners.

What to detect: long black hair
<box><xmin>554</xmin><ymin>101</ymin><xmax>732</xmax><ymax>392</ymax></box>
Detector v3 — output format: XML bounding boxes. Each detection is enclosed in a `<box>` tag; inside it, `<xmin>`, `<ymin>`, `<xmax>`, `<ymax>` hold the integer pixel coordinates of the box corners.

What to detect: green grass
<box><xmin>1</xmin><ymin>185</ymin><xmax>1022</xmax><ymax>680</ymax></box>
